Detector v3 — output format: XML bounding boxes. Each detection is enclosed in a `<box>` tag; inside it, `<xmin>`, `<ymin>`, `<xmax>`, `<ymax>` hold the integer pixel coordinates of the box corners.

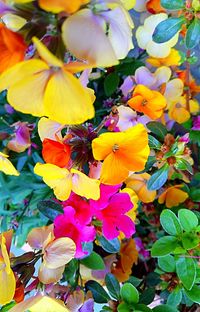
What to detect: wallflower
<box><xmin>0</xmin><ymin>23</ymin><xmax>27</xmax><ymax>73</ymax></box>
<box><xmin>158</xmin><ymin>185</ymin><xmax>188</xmax><ymax>208</ymax></box>
<box><xmin>7</xmin><ymin>121</ymin><xmax>31</xmax><ymax>153</ymax></box>
<box><xmin>42</xmin><ymin>138</ymin><xmax>71</xmax><ymax>168</ymax></box>
<box><xmin>38</xmin><ymin>117</ymin><xmax>62</xmax><ymax>142</ymax></box>
<box><xmin>38</xmin><ymin>0</ymin><xmax>89</xmax><ymax>14</ymax></box>
<box><xmin>1</xmin><ymin>13</ymin><xmax>26</xmax><ymax>31</ymax></box>
<box><xmin>146</xmin><ymin>0</ymin><xmax>165</xmax><ymax>14</ymax></box>
<box><xmin>34</xmin><ymin>163</ymin><xmax>100</xmax><ymax>201</ymax></box>
<box><xmin>10</xmin><ymin>294</ymin><xmax>69</xmax><ymax>312</ymax></box>
<box><xmin>112</xmin><ymin>239</ymin><xmax>138</xmax><ymax>282</ymax></box>
<box><xmin>92</xmin><ymin>124</ymin><xmax>149</xmax><ymax>184</ymax></box>
<box><xmin>0</xmin><ymin>230</ymin><xmax>16</xmax><ymax>305</ymax></box>
<box><xmin>90</xmin><ymin>184</ymin><xmax>135</xmax><ymax>239</ymax></box>
<box><xmin>54</xmin><ymin>207</ymin><xmax>96</xmax><ymax>258</ymax></box>
<box><xmin>147</xmin><ymin>49</ymin><xmax>181</xmax><ymax>67</ymax></box>
<box><xmin>62</xmin><ymin>4</ymin><xmax>134</xmax><ymax>67</ymax></box>
<box><xmin>0</xmin><ymin>152</ymin><xmax>19</xmax><ymax>176</ymax></box>
<box><xmin>0</xmin><ymin>37</ymin><xmax>95</xmax><ymax>125</ymax></box>
<box><xmin>136</xmin><ymin>13</ymin><xmax>179</xmax><ymax>58</ymax></box>
<box><xmin>116</xmin><ymin>105</ymin><xmax>151</xmax><ymax>131</ymax></box>
<box><xmin>128</xmin><ymin>84</ymin><xmax>166</xmax><ymax>119</ymax></box>
<box><xmin>27</xmin><ymin>226</ymin><xmax>76</xmax><ymax>284</ymax></box>
<box><xmin>125</xmin><ymin>173</ymin><xmax>157</xmax><ymax>203</ymax></box>
<box><xmin>66</xmin><ymin>289</ymin><xmax>94</xmax><ymax>312</ymax></box>
<box><xmin>168</xmin><ymin>96</ymin><xmax>199</xmax><ymax>124</ymax></box>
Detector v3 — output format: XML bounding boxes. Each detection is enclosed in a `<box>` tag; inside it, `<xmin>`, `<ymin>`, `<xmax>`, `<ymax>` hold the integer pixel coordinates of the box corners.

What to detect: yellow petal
<box><xmin>71</xmin><ymin>168</ymin><xmax>100</xmax><ymax>200</ymax></box>
<box><xmin>0</xmin><ymin>268</ymin><xmax>16</xmax><ymax>305</ymax></box>
<box><xmin>44</xmin><ymin>237</ymin><xmax>76</xmax><ymax>269</ymax></box>
<box><xmin>2</xmin><ymin>14</ymin><xmax>27</xmax><ymax>31</ymax></box>
<box><xmin>32</xmin><ymin>37</ymin><xmax>63</xmax><ymax>68</ymax></box>
<box><xmin>34</xmin><ymin>163</ymin><xmax>72</xmax><ymax>201</ymax></box>
<box><xmin>10</xmin><ymin>295</ymin><xmax>69</xmax><ymax>312</ymax></box>
<box><xmin>44</xmin><ymin>70</ymin><xmax>95</xmax><ymax>125</ymax></box>
<box><xmin>27</xmin><ymin>225</ymin><xmax>54</xmax><ymax>249</ymax></box>
<box><xmin>0</xmin><ymin>152</ymin><xmax>19</xmax><ymax>176</ymax></box>
<box><xmin>7</xmin><ymin>69</ymin><xmax>49</xmax><ymax>117</ymax></box>
<box><xmin>121</xmin><ymin>0</ymin><xmax>136</xmax><ymax>10</ymax></box>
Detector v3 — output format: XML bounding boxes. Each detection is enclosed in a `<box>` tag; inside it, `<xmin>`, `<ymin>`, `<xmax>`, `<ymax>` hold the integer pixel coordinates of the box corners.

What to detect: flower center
<box><xmin>112</xmin><ymin>144</ymin><xmax>119</xmax><ymax>152</ymax></box>
<box><xmin>175</xmin><ymin>103</ymin><xmax>182</xmax><ymax>108</ymax></box>
<box><xmin>141</xmin><ymin>99</ymin><xmax>148</xmax><ymax>106</ymax></box>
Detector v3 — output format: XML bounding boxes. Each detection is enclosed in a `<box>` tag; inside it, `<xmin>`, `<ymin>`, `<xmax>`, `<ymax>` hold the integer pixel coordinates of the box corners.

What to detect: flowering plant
<box><xmin>0</xmin><ymin>0</ymin><xmax>199</xmax><ymax>311</ymax></box>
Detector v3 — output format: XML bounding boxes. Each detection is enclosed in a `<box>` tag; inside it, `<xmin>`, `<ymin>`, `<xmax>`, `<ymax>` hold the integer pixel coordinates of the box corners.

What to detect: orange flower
<box><xmin>92</xmin><ymin>124</ymin><xmax>150</xmax><ymax>185</ymax></box>
<box><xmin>112</xmin><ymin>239</ymin><xmax>138</xmax><ymax>282</ymax></box>
<box><xmin>158</xmin><ymin>185</ymin><xmax>188</xmax><ymax>208</ymax></box>
<box><xmin>128</xmin><ymin>85</ymin><xmax>166</xmax><ymax>119</ymax></box>
<box><xmin>125</xmin><ymin>173</ymin><xmax>157</xmax><ymax>203</ymax></box>
<box><xmin>0</xmin><ymin>23</ymin><xmax>27</xmax><ymax>73</ymax></box>
<box><xmin>39</xmin><ymin>0</ymin><xmax>89</xmax><ymax>14</ymax></box>
<box><xmin>42</xmin><ymin>138</ymin><xmax>71</xmax><ymax>168</ymax></box>
<box><xmin>146</xmin><ymin>0</ymin><xmax>165</xmax><ymax>14</ymax></box>
<box><xmin>168</xmin><ymin>96</ymin><xmax>199</xmax><ymax>124</ymax></box>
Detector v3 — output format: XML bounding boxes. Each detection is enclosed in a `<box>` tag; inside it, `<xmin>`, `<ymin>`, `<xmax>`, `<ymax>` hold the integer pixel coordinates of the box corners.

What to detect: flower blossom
<box><xmin>158</xmin><ymin>185</ymin><xmax>188</xmax><ymax>208</ymax></box>
<box><xmin>0</xmin><ymin>152</ymin><xmax>19</xmax><ymax>176</ymax></box>
<box><xmin>92</xmin><ymin>124</ymin><xmax>149</xmax><ymax>184</ymax></box>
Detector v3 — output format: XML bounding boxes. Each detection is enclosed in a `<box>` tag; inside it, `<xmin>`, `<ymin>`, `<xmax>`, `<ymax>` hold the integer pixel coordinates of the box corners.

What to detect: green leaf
<box><xmin>120</xmin><ymin>283</ymin><xmax>139</xmax><ymax>304</ymax></box>
<box><xmin>175</xmin><ymin>158</ymin><xmax>193</xmax><ymax>174</ymax></box>
<box><xmin>151</xmin><ymin>236</ymin><xmax>178</xmax><ymax>257</ymax></box>
<box><xmin>184</xmin><ymin>285</ymin><xmax>200</xmax><ymax>304</ymax></box>
<box><xmin>128</xmin><ymin>276</ymin><xmax>142</xmax><ymax>287</ymax></box>
<box><xmin>167</xmin><ymin>289</ymin><xmax>182</xmax><ymax>306</ymax></box>
<box><xmin>158</xmin><ymin>255</ymin><xmax>176</xmax><ymax>272</ymax></box>
<box><xmin>105</xmin><ymin>273</ymin><xmax>120</xmax><ymax>300</ymax></box>
<box><xmin>117</xmin><ymin>302</ymin><xmax>131</xmax><ymax>312</ymax></box>
<box><xmin>134</xmin><ymin>304</ymin><xmax>152</xmax><ymax>312</ymax></box>
<box><xmin>181</xmin><ymin>232</ymin><xmax>199</xmax><ymax>250</ymax></box>
<box><xmin>178</xmin><ymin>209</ymin><xmax>198</xmax><ymax>232</ymax></box>
<box><xmin>85</xmin><ymin>280</ymin><xmax>111</xmax><ymax>303</ymax></box>
<box><xmin>148</xmin><ymin>135</ymin><xmax>162</xmax><ymax>150</ymax></box>
<box><xmin>37</xmin><ymin>199</ymin><xmax>63</xmax><ymax>221</ymax></box>
<box><xmin>80</xmin><ymin>252</ymin><xmax>105</xmax><ymax>270</ymax></box>
<box><xmin>139</xmin><ymin>288</ymin><xmax>155</xmax><ymax>305</ymax></box>
<box><xmin>147</xmin><ymin>164</ymin><xmax>169</xmax><ymax>191</ymax></box>
<box><xmin>147</xmin><ymin>122</ymin><xmax>167</xmax><ymax>140</ymax></box>
<box><xmin>176</xmin><ymin>257</ymin><xmax>196</xmax><ymax>290</ymax></box>
<box><xmin>153</xmin><ymin>16</ymin><xmax>185</xmax><ymax>43</ymax></box>
<box><xmin>104</xmin><ymin>72</ymin><xmax>120</xmax><ymax>96</ymax></box>
<box><xmin>160</xmin><ymin>210</ymin><xmax>183</xmax><ymax>236</ymax></box>
<box><xmin>185</xmin><ymin>18</ymin><xmax>200</xmax><ymax>49</ymax></box>
<box><xmin>153</xmin><ymin>305</ymin><xmax>178</xmax><ymax>312</ymax></box>
<box><xmin>98</xmin><ymin>236</ymin><xmax>120</xmax><ymax>253</ymax></box>
<box><xmin>161</xmin><ymin>0</ymin><xmax>185</xmax><ymax>10</ymax></box>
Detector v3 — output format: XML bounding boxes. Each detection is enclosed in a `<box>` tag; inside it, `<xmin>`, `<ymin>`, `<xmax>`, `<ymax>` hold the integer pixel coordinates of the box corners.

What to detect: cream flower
<box><xmin>136</xmin><ymin>13</ymin><xmax>179</xmax><ymax>57</ymax></box>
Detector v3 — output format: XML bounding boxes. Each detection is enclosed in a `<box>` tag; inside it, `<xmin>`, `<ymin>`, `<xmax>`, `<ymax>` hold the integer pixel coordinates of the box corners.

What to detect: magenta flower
<box><xmin>135</xmin><ymin>237</ymin><xmax>150</xmax><ymax>259</ymax></box>
<box><xmin>54</xmin><ymin>206</ymin><xmax>96</xmax><ymax>258</ymax></box>
<box><xmin>62</xmin><ymin>193</ymin><xmax>92</xmax><ymax>225</ymax></box>
<box><xmin>192</xmin><ymin>116</ymin><xmax>200</xmax><ymax>131</ymax></box>
<box><xmin>90</xmin><ymin>184</ymin><xmax>135</xmax><ymax>240</ymax></box>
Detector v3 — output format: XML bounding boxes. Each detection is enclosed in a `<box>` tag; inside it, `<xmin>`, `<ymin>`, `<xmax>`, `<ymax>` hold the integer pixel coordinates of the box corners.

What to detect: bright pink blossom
<box><xmin>54</xmin><ymin>206</ymin><xmax>96</xmax><ymax>258</ymax></box>
<box><xmin>90</xmin><ymin>184</ymin><xmax>135</xmax><ymax>240</ymax></box>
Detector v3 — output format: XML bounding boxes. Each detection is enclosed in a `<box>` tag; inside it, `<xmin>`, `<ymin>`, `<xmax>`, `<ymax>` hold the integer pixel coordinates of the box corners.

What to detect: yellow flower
<box><xmin>136</xmin><ymin>13</ymin><xmax>179</xmax><ymax>58</ymax></box>
<box><xmin>168</xmin><ymin>96</ymin><xmax>199</xmax><ymax>124</ymax></box>
<box><xmin>0</xmin><ymin>37</ymin><xmax>95</xmax><ymax>125</ymax></box>
<box><xmin>147</xmin><ymin>49</ymin><xmax>181</xmax><ymax>67</ymax></box>
<box><xmin>121</xmin><ymin>187</ymin><xmax>138</xmax><ymax>221</ymax></box>
<box><xmin>0</xmin><ymin>152</ymin><xmax>19</xmax><ymax>176</ymax></box>
<box><xmin>125</xmin><ymin>173</ymin><xmax>157</xmax><ymax>203</ymax></box>
<box><xmin>38</xmin><ymin>117</ymin><xmax>63</xmax><ymax>142</ymax></box>
<box><xmin>27</xmin><ymin>226</ymin><xmax>76</xmax><ymax>284</ymax></box>
<box><xmin>1</xmin><ymin>14</ymin><xmax>26</xmax><ymax>32</ymax></box>
<box><xmin>62</xmin><ymin>4</ymin><xmax>134</xmax><ymax>67</ymax></box>
<box><xmin>10</xmin><ymin>294</ymin><xmax>69</xmax><ymax>312</ymax></box>
<box><xmin>158</xmin><ymin>185</ymin><xmax>188</xmax><ymax>208</ymax></box>
<box><xmin>39</xmin><ymin>0</ymin><xmax>89</xmax><ymax>14</ymax></box>
<box><xmin>34</xmin><ymin>163</ymin><xmax>100</xmax><ymax>201</ymax></box>
<box><xmin>92</xmin><ymin>124</ymin><xmax>150</xmax><ymax>185</ymax></box>
<box><xmin>0</xmin><ymin>230</ymin><xmax>16</xmax><ymax>305</ymax></box>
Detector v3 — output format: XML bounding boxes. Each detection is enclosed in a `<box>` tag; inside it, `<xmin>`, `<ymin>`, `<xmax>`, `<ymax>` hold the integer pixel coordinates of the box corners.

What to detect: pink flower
<box><xmin>54</xmin><ymin>207</ymin><xmax>96</xmax><ymax>258</ymax></box>
<box><xmin>135</xmin><ymin>237</ymin><xmax>150</xmax><ymax>259</ymax></box>
<box><xmin>90</xmin><ymin>184</ymin><xmax>135</xmax><ymax>240</ymax></box>
<box><xmin>62</xmin><ymin>193</ymin><xmax>92</xmax><ymax>225</ymax></box>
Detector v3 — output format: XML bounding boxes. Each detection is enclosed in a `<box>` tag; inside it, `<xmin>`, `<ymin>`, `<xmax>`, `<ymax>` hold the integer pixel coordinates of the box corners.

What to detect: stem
<box><xmin>95</xmin><ymin>116</ymin><xmax>109</xmax><ymax>133</ymax></box>
<box><xmin>185</xmin><ymin>50</ymin><xmax>191</xmax><ymax>111</ymax></box>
